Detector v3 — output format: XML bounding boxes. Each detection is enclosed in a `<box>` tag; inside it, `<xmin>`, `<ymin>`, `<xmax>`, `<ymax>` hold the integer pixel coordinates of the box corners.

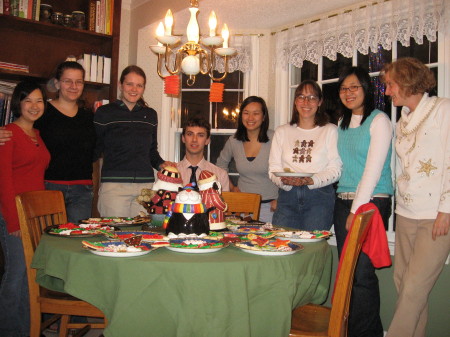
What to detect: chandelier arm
<box><xmin>208</xmin><ymin>56</ymin><xmax>229</xmax><ymax>82</ymax></box>
<box><xmin>163</xmin><ymin>47</ymin><xmax>182</xmax><ymax>75</ymax></box>
<box><xmin>156</xmin><ymin>54</ymin><xmax>167</xmax><ymax>79</ymax></box>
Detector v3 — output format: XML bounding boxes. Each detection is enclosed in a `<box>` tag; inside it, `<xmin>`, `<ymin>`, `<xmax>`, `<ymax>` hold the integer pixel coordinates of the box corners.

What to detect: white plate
<box><xmin>275</xmin><ymin>235</ymin><xmax>324</xmax><ymax>243</ymax></box>
<box><xmin>88</xmin><ymin>249</ymin><xmax>153</xmax><ymax>257</ymax></box>
<box><xmin>235</xmin><ymin>242</ymin><xmax>304</xmax><ymax>256</ymax></box>
<box><xmin>165</xmin><ymin>246</ymin><xmax>225</xmax><ymax>254</ymax></box>
<box><xmin>273</xmin><ymin>172</ymin><xmax>313</xmax><ymax>177</ymax></box>
<box><xmin>236</xmin><ymin>246</ymin><xmax>300</xmax><ymax>256</ymax></box>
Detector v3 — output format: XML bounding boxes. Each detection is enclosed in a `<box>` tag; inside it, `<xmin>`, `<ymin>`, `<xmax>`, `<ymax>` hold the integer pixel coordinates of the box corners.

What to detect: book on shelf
<box><xmin>88</xmin><ymin>0</ymin><xmax>96</xmax><ymax>32</ymax></box>
<box><xmin>0</xmin><ymin>61</ymin><xmax>29</xmax><ymax>73</ymax></box>
<box><xmin>0</xmin><ymin>81</ymin><xmax>15</xmax><ymax>126</ymax></box>
<box><xmin>96</xmin><ymin>55</ymin><xmax>103</xmax><ymax>83</ymax></box>
<box><xmin>102</xmin><ymin>56</ymin><xmax>111</xmax><ymax>84</ymax></box>
<box><xmin>83</xmin><ymin>53</ymin><xmax>91</xmax><ymax>81</ymax></box>
<box><xmin>90</xmin><ymin>54</ymin><xmax>98</xmax><ymax>83</ymax></box>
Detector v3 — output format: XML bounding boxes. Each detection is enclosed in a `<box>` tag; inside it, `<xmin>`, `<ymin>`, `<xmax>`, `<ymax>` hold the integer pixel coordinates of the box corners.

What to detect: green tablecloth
<box><xmin>32</xmin><ymin>234</ymin><xmax>332</xmax><ymax>337</ymax></box>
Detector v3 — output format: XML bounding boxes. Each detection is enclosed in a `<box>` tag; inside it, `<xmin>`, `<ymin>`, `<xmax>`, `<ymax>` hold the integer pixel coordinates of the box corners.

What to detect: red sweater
<box><xmin>0</xmin><ymin>123</ymin><xmax>50</xmax><ymax>233</ymax></box>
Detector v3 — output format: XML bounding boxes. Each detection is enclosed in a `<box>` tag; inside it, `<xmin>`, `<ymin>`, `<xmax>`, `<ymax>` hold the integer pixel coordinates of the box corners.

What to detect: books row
<box><xmin>1</xmin><ymin>0</ymin><xmax>41</xmax><ymax>20</ymax></box>
<box><xmin>0</xmin><ymin>92</ymin><xmax>13</xmax><ymax>127</ymax></box>
<box><xmin>89</xmin><ymin>0</ymin><xmax>113</xmax><ymax>35</ymax></box>
<box><xmin>0</xmin><ymin>61</ymin><xmax>29</xmax><ymax>73</ymax></box>
<box><xmin>78</xmin><ymin>54</ymin><xmax>111</xmax><ymax>84</ymax></box>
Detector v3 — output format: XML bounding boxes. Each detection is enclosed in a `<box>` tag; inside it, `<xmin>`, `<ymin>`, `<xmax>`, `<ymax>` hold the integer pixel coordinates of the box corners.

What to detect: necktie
<box><xmin>189</xmin><ymin>166</ymin><xmax>198</xmax><ymax>185</ymax></box>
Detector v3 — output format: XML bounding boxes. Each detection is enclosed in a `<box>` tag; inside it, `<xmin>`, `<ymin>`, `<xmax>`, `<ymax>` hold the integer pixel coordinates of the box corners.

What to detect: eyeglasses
<box><xmin>296</xmin><ymin>95</ymin><xmax>319</xmax><ymax>103</ymax></box>
<box><xmin>60</xmin><ymin>79</ymin><xmax>84</xmax><ymax>87</ymax></box>
<box><xmin>339</xmin><ymin>85</ymin><xmax>362</xmax><ymax>93</ymax></box>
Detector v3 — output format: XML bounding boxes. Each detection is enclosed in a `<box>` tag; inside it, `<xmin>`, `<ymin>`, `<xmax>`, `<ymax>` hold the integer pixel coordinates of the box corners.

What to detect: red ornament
<box><xmin>209</xmin><ymin>82</ymin><xmax>224</xmax><ymax>103</ymax></box>
<box><xmin>164</xmin><ymin>75</ymin><xmax>180</xmax><ymax>96</ymax></box>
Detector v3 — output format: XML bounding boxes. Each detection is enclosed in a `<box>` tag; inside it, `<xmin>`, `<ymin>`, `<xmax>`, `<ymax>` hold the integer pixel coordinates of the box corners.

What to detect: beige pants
<box><xmin>98</xmin><ymin>182</ymin><xmax>153</xmax><ymax>218</ymax></box>
<box><xmin>386</xmin><ymin>215</ymin><xmax>450</xmax><ymax>337</ymax></box>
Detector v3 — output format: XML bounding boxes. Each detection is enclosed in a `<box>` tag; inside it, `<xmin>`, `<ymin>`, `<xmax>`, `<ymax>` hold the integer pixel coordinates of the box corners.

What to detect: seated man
<box><xmin>177</xmin><ymin>117</ymin><xmax>230</xmax><ymax>192</ymax></box>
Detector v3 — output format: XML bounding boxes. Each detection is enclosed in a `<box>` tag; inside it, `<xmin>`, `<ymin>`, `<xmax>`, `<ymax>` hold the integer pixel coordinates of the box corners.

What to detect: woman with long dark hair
<box><xmin>217</xmin><ymin>96</ymin><xmax>278</xmax><ymax>222</ymax></box>
<box><xmin>94</xmin><ymin>65</ymin><xmax>174</xmax><ymax>217</ymax></box>
<box><xmin>334</xmin><ymin>66</ymin><xmax>394</xmax><ymax>337</ymax></box>
<box><xmin>269</xmin><ymin>80</ymin><xmax>341</xmax><ymax>230</ymax></box>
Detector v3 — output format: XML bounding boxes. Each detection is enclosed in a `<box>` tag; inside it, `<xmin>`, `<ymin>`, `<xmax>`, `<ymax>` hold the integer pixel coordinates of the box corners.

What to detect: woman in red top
<box><xmin>0</xmin><ymin>80</ymin><xmax>50</xmax><ymax>336</ymax></box>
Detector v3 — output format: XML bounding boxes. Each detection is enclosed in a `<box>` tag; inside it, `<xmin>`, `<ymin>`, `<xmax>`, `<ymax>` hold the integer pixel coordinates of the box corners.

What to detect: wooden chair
<box><xmin>289</xmin><ymin>209</ymin><xmax>375</xmax><ymax>337</ymax></box>
<box><xmin>221</xmin><ymin>192</ymin><xmax>262</xmax><ymax>220</ymax></box>
<box><xmin>16</xmin><ymin>190</ymin><xmax>106</xmax><ymax>337</ymax></box>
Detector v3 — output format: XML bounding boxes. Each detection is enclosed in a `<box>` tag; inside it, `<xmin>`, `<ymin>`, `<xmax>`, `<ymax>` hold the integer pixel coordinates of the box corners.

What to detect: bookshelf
<box><xmin>0</xmin><ymin>0</ymin><xmax>122</xmax><ymax>110</ymax></box>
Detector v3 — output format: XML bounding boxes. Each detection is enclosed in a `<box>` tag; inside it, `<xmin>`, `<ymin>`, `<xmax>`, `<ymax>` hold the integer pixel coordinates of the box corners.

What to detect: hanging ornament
<box><xmin>164</xmin><ymin>75</ymin><xmax>180</xmax><ymax>96</ymax></box>
<box><xmin>209</xmin><ymin>82</ymin><xmax>224</xmax><ymax>103</ymax></box>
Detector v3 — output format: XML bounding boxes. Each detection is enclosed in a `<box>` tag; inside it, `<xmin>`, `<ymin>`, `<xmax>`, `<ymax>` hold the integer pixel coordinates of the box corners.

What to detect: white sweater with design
<box><xmin>395</xmin><ymin>93</ymin><xmax>450</xmax><ymax>219</ymax></box>
<box><xmin>269</xmin><ymin>123</ymin><xmax>342</xmax><ymax>191</ymax></box>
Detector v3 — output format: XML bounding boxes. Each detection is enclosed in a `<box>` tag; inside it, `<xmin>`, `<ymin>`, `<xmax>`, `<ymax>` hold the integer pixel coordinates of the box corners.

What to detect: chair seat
<box><xmin>289</xmin><ymin>303</ymin><xmax>331</xmax><ymax>337</ymax></box>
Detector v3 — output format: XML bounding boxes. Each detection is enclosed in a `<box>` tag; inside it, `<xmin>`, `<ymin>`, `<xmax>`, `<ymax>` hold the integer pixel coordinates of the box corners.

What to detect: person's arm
<box><xmin>0</xmin><ymin>127</ymin><xmax>12</xmax><ymax>145</ymax></box>
<box><xmin>93</xmin><ymin>108</ymin><xmax>106</xmax><ymax>161</ymax></box>
<box><xmin>216</xmin><ymin>136</ymin><xmax>233</xmax><ymax>170</ymax></box>
<box><xmin>0</xmin><ymin>134</ymin><xmax>19</xmax><ymax>233</ymax></box>
<box><xmin>148</xmin><ymin>110</ymin><xmax>165</xmax><ymax>170</ymax></box>
<box><xmin>346</xmin><ymin>114</ymin><xmax>393</xmax><ymax>229</ymax></box>
<box><xmin>268</xmin><ymin>127</ymin><xmax>292</xmax><ymax>191</ymax></box>
<box><xmin>434</xmin><ymin>100</ymin><xmax>450</xmax><ymax>239</ymax></box>
<box><xmin>308</xmin><ymin>125</ymin><xmax>342</xmax><ymax>189</ymax></box>
<box><xmin>216</xmin><ymin>137</ymin><xmax>239</xmax><ymax>191</ymax></box>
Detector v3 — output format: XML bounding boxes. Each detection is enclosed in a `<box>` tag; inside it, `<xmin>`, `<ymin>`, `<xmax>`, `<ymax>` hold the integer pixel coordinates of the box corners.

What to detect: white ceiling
<box><xmin>129</xmin><ymin>0</ymin><xmax>366</xmax><ymax>31</ymax></box>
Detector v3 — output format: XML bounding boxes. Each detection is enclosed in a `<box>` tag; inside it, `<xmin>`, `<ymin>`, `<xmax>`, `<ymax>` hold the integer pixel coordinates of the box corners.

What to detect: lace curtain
<box><xmin>215</xmin><ymin>35</ymin><xmax>252</xmax><ymax>73</ymax></box>
<box><xmin>274</xmin><ymin>0</ymin><xmax>448</xmax><ymax>69</ymax></box>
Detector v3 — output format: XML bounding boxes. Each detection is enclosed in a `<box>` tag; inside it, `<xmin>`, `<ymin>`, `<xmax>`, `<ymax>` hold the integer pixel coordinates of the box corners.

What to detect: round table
<box><xmin>32</xmin><ymin>233</ymin><xmax>332</xmax><ymax>337</ymax></box>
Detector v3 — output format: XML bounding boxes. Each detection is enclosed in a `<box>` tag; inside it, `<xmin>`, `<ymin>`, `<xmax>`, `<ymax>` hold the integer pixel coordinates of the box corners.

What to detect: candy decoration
<box><xmin>209</xmin><ymin>82</ymin><xmax>224</xmax><ymax>103</ymax></box>
<box><xmin>164</xmin><ymin>75</ymin><xmax>180</xmax><ymax>96</ymax></box>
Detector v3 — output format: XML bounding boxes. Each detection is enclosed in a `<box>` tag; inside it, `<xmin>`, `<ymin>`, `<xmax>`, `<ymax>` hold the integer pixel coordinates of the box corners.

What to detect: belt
<box><xmin>337</xmin><ymin>192</ymin><xmax>390</xmax><ymax>200</ymax></box>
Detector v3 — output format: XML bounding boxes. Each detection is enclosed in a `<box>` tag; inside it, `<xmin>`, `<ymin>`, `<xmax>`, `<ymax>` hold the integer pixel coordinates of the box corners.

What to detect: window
<box><xmin>289</xmin><ymin>36</ymin><xmax>439</xmax><ymax>244</ymax></box>
<box><xmin>176</xmin><ymin>71</ymin><xmax>244</xmax><ymax>169</ymax></box>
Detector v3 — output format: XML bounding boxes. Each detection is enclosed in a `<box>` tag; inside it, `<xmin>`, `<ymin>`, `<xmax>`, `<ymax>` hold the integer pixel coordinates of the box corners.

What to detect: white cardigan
<box><xmin>395</xmin><ymin>93</ymin><xmax>450</xmax><ymax>219</ymax></box>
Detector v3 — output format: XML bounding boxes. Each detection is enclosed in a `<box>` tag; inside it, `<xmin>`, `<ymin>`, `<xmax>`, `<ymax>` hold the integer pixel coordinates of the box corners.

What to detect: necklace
<box><xmin>399</xmin><ymin>96</ymin><xmax>438</xmax><ymax>137</ymax></box>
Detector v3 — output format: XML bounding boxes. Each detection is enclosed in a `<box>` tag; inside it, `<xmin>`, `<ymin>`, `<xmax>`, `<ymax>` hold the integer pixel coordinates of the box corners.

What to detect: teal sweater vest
<box><xmin>337</xmin><ymin>110</ymin><xmax>393</xmax><ymax>195</ymax></box>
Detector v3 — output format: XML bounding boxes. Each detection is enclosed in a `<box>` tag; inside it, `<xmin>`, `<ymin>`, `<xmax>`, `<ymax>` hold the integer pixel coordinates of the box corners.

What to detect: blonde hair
<box><xmin>381</xmin><ymin>57</ymin><xmax>435</xmax><ymax>96</ymax></box>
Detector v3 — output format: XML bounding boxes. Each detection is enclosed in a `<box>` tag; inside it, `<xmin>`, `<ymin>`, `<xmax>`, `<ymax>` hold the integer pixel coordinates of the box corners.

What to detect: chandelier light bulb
<box><xmin>164</xmin><ymin>9</ymin><xmax>173</xmax><ymax>35</ymax></box>
<box><xmin>209</xmin><ymin>11</ymin><xmax>217</xmax><ymax>37</ymax></box>
<box><xmin>156</xmin><ymin>22</ymin><xmax>164</xmax><ymax>46</ymax></box>
<box><xmin>221</xmin><ymin>24</ymin><xmax>229</xmax><ymax>48</ymax></box>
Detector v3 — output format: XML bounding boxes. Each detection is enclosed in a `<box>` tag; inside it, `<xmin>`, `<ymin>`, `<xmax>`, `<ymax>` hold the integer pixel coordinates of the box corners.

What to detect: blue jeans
<box><xmin>0</xmin><ymin>214</ymin><xmax>29</xmax><ymax>337</ymax></box>
<box><xmin>45</xmin><ymin>182</ymin><xmax>93</xmax><ymax>224</ymax></box>
<box><xmin>333</xmin><ymin>196</ymin><xmax>392</xmax><ymax>337</ymax></box>
<box><xmin>272</xmin><ymin>184</ymin><xmax>335</xmax><ymax>230</ymax></box>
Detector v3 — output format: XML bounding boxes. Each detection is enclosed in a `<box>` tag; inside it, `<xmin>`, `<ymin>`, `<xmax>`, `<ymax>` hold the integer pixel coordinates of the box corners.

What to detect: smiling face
<box><xmin>119</xmin><ymin>72</ymin><xmax>145</xmax><ymax>110</ymax></box>
<box><xmin>19</xmin><ymin>89</ymin><xmax>45</xmax><ymax>124</ymax></box>
<box><xmin>339</xmin><ymin>74</ymin><xmax>365</xmax><ymax>115</ymax></box>
<box><xmin>56</xmin><ymin>68</ymin><xmax>84</xmax><ymax>102</ymax></box>
<box><xmin>383</xmin><ymin>72</ymin><xmax>408</xmax><ymax>107</ymax></box>
<box><xmin>295</xmin><ymin>85</ymin><xmax>322</xmax><ymax>122</ymax></box>
<box><xmin>241</xmin><ymin>102</ymin><xmax>264</xmax><ymax>133</ymax></box>
<box><xmin>182</xmin><ymin>126</ymin><xmax>210</xmax><ymax>156</ymax></box>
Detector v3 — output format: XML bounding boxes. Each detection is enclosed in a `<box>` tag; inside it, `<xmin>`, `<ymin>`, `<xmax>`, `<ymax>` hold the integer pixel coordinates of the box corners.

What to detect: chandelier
<box><xmin>149</xmin><ymin>0</ymin><xmax>236</xmax><ymax>87</ymax></box>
